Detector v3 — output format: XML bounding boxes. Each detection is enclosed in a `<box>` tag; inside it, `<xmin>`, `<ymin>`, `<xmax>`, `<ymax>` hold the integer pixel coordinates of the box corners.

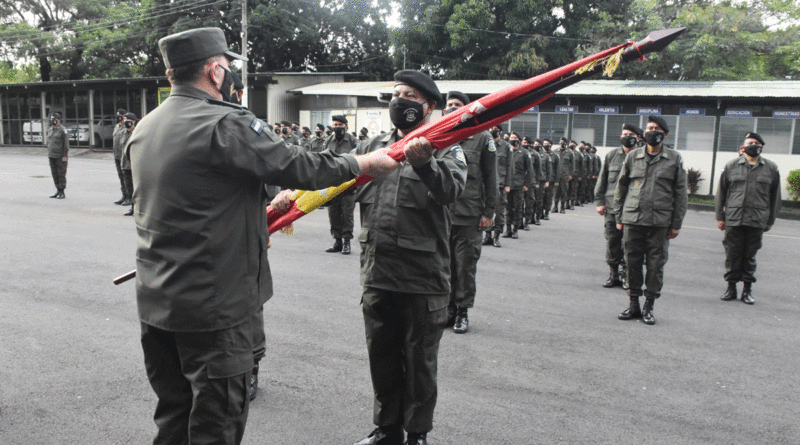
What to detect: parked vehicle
<box><xmin>67</xmin><ymin>115</ymin><xmax>116</xmax><ymax>147</ymax></box>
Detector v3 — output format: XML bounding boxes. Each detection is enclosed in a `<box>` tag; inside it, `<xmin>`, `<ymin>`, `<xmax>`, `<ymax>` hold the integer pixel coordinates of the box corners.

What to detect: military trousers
<box><xmin>449</xmin><ymin>222</ymin><xmax>483</xmax><ymax>309</ymax></box>
<box><xmin>505</xmin><ymin>188</ymin><xmax>524</xmax><ymax>226</ymax></box>
<box><xmin>569</xmin><ymin>177</ymin><xmax>580</xmax><ymax>201</ymax></box>
<box><xmin>252</xmin><ymin>305</ymin><xmax>266</xmax><ymax>364</ymax></box>
<box><xmin>543</xmin><ymin>182</ymin><xmax>555</xmax><ymax>212</ymax></box>
<box><xmin>328</xmin><ymin>192</ymin><xmax>355</xmax><ymax>240</ymax></box>
<box><xmin>555</xmin><ymin>175</ymin><xmax>570</xmax><ymax>208</ymax></box>
<box><xmin>535</xmin><ymin>182</ymin><xmax>546</xmax><ymax>216</ymax></box>
<box><xmin>604</xmin><ymin>213</ymin><xmax>624</xmax><ymax>266</ymax></box>
<box><xmin>140</xmin><ymin>318</ymin><xmax>255</xmax><ymax>445</ymax></box>
<box><xmin>123</xmin><ymin>168</ymin><xmax>133</xmax><ymax>200</ymax></box>
<box><xmin>589</xmin><ymin>178</ymin><xmax>598</xmax><ymax>202</ymax></box>
<box><xmin>723</xmin><ymin>225</ymin><xmax>764</xmax><ymax>284</ymax></box>
<box><xmin>523</xmin><ymin>186</ymin><xmax>536</xmax><ymax>220</ymax></box>
<box><xmin>491</xmin><ymin>187</ymin><xmax>507</xmax><ymax>232</ymax></box>
<box><xmin>623</xmin><ymin>225</ymin><xmax>670</xmax><ymax>299</ymax></box>
<box><xmin>114</xmin><ymin>158</ymin><xmax>126</xmax><ymax>195</ymax></box>
<box><xmin>49</xmin><ymin>157</ymin><xmax>67</xmax><ymax>190</ymax></box>
<box><xmin>361</xmin><ymin>287</ymin><xmax>448</xmax><ymax>433</ymax></box>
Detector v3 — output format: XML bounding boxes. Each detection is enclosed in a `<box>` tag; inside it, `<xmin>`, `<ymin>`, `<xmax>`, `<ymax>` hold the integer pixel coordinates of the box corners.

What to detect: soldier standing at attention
<box><xmin>569</xmin><ymin>140</ymin><xmax>583</xmax><ymax>208</ymax></box>
<box><xmin>442</xmin><ymin>91</ymin><xmax>497</xmax><ymax>335</ymax></box>
<box><xmin>531</xmin><ymin>139</ymin><xmax>551</xmax><ymax>224</ymax></box>
<box><xmin>502</xmin><ymin>132</ymin><xmax>532</xmax><ymax>239</ymax></box>
<box><xmin>47</xmin><ymin>112</ymin><xmax>68</xmax><ymax>199</ymax></box>
<box><xmin>596</xmin><ymin>124</ymin><xmax>641</xmax><ymax>289</ymax></box>
<box><xmin>307</xmin><ymin>123</ymin><xmax>327</xmax><ymax>153</ymax></box>
<box><xmin>128</xmin><ymin>27</ymin><xmax>400</xmax><ymax>445</ymax></box>
<box><xmin>521</xmin><ymin>136</ymin><xmax>544</xmax><ymax>229</ymax></box>
<box><xmin>553</xmin><ymin>138</ymin><xmax>573</xmax><ymax>214</ymax></box>
<box><xmin>120</xmin><ymin>113</ymin><xmax>137</xmax><ymax>216</ymax></box>
<box><xmin>715</xmin><ymin>132</ymin><xmax>781</xmax><ymax>305</ymax></box>
<box><xmin>113</xmin><ymin>108</ymin><xmax>128</xmax><ymax>205</ymax></box>
<box><xmin>324</xmin><ymin>115</ymin><xmax>359</xmax><ymax>255</ymax></box>
<box><xmin>353</xmin><ymin>70</ymin><xmax>467</xmax><ymax>445</ymax></box>
<box><xmin>589</xmin><ymin>144</ymin><xmax>601</xmax><ymax>202</ymax></box>
<box><xmin>484</xmin><ymin>125</ymin><xmax>514</xmax><ymax>247</ymax></box>
<box><xmin>614</xmin><ymin>116</ymin><xmax>688</xmax><ymax>325</ymax></box>
<box><xmin>542</xmin><ymin>139</ymin><xmax>559</xmax><ymax>220</ymax></box>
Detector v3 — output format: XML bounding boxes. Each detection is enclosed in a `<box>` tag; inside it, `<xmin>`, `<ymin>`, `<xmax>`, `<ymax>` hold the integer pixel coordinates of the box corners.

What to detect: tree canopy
<box><xmin>0</xmin><ymin>0</ymin><xmax>798</xmax><ymax>82</ymax></box>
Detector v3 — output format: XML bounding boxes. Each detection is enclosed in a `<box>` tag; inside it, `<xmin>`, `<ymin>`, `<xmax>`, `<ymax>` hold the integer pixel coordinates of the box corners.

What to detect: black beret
<box><xmin>570</xmin><ymin>140</ymin><xmax>577</xmax><ymax>145</ymax></box>
<box><xmin>511</xmin><ymin>131</ymin><xmax>521</xmax><ymax>139</ymax></box>
<box><xmin>274</xmin><ymin>122</ymin><xmax>281</xmax><ymax>127</ymax></box>
<box><xmin>534</xmin><ymin>139</ymin><xmax>542</xmax><ymax>144</ymax></box>
<box><xmin>51</xmin><ymin>112</ymin><xmax>62</xmax><ymax>120</ymax></box>
<box><xmin>230</xmin><ymin>70</ymin><xmax>244</xmax><ymax>90</ymax></box>
<box><xmin>281</xmin><ymin>120</ymin><xmax>291</xmax><ymax>126</ymax></box>
<box><xmin>543</xmin><ymin>139</ymin><xmax>552</xmax><ymax>144</ymax></box>
<box><xmin>523</xmin><ymin>136</ymin><xmax>534</xmax><ymax>143</ymax></box>
<box><xmin>331</xmin><ymin>115</ymin><xmax>347</xmax><ymax>124</ymax></box>
<box><xmin>394</xmin><ymin>70</ymin><xmax>442</xmax><ymax>107</ymax></box>
<box><xmin>158</xmin><ymin>27</ymin><xmax>247</xmax><ymax>69</ymax></box>
<box><xmin>360</xmin><ymin>127</ymin><xmax>368</xmax><ymax>135</ymax></box>
<box><xmin>648</xmin><ymin>115</ymin><xmax>670</xmax><ymax>133</ymax></box>
<box><xmin>316</xmin><ymin>123</ymin><xmax>325</xmax><ymax>131</ymax></box>
<box><xmin>744</xmin><ymin>132</ymin><xmax>765</xmax><ymax>145</ymax></box>
<box><xmin>124</xmin><ymin>112</ymin><xmax>138</xmax><ymax>120</ymax></box>
<box><xmin>117</xmin><ymin>108</ymin><xmax>127</xmax><ymax>115</ymax></box>
<box><xmin>446</xmin><ymin>91</ymin><xmax>470</xmax><ymax>106</ymax></box>
<box><xmin>303</xmin><ymin>126</ymin><xmax>311</xmax><ymax>132</ymax></box>
<box><xmin>559</xmin><ymin>137</ymin><xmax>568</xmax><ymax>142</ymax></box>
<box><xmin>292</xmin><ymin>121</ymin><xmax>299</xmax><ymax>126</ymax></box>
<box><xmin>622</xmin><ymin>123</ymin><xmax>643</xmax><ymax>136</ymax></box>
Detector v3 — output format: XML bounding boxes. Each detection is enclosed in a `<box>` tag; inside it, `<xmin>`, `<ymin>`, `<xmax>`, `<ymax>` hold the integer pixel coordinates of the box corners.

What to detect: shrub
<box><xmin>788</xmin><ymin>169</ymin><xmax>800</xmax><ymax>201</ymax></box>
<box><xmin>687</xmin><ymin>168</ymin><xmax>704</xmax><ymax>196</ymax></box>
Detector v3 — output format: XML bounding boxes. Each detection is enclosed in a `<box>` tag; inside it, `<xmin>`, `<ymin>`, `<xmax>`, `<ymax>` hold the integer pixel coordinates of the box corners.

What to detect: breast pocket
<box><xmin>624</xmin><ymin>167</ymin><xmax>647</xmax><ymax>210</ymax></box>
<box><xmin>654</xmin><ymin>166</ymin><xmax>677</xmax><ymax>209</ymax></box>
<box><xmin>726</xmin><ymin>174</ymin><xmax>747</xmax><ymax>208</ymax></box>
<box><xmin>396</xmin><ymin>167</ymin><xmax>431</xmax><ymax>210</ymax></box>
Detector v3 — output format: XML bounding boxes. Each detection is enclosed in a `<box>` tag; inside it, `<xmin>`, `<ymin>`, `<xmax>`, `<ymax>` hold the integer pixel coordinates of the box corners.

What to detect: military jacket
<box><xmin>307</xmin><ymin>138</ymin><xmax>326</xmax><ymax>153</ymax></box>
<box><xmin>47</xmin><ymin>124</ymin><xmax>68</xmax><ymax>159</ymax></box>
<box><xmin>120</xmin><ymin>129</ymin><xmax>133</xmax><ymax>170</ymax></box>
<box><xmin>538</xmin><ymin>151</ymin><xmax>552</xmax><ymax>183</ymax></box>
<box><xmin>572</xmin><ymin>150</ymin><xmax>584</xmax><ymax>177</ymax></box>
<box><xmin>556</xmin><ymin>148</ymin><xmax>573</xmax><ymax>178</ymax></box>
<box><xmin>526</xmin><ymin>146</ymin><xmax>545</xmax><ymax>183</ymax></box>
<box><xmin>128</xmin><ymin>85</ymin><xmax>360</xmax><ymax>332</ymax></box>
<box><xmin>448</xmin><ymin>131</ymin><xmax>497</xmax><ymax>224</ymax></box>
<box><xmin>282</xmin><ymin>133</ymin><xmax>300</xmax><ymax>146</ymax></box>
<box><xmin>112</xmin><ymin>124</ymin><xmax>127</xmax><ymax>160</ymax></box>
<box><xmin>547</xmin><ymin>151</ymin><xmax>560</xmax><ymax>183</ymax></box>
<box><xmin>614</xmin><ymin>147</ymin><xmax>688</xmax><ymax>229</ymax></box>
<box><xmin>355</xmin><ymin>129</ymin><xmax>467</xmax><ymax>295</ymax></box>
<box><xmin>592</xmin><ymin>153</ymin><xmax>602</xmax><ymax>176</ymax></box>
<box><xmin>509</xmin><ymin>147</ymin><xmax>533</xmax><ymax>189</ymax></box>
<box><xmin>324</xmin><ymin>133</ymin><xmax>356</xmax><ymax>155</ymax></box>
<box><xmin>494</xmin><ymin>138</ymin><xmax>515</xmax><ymax>188</ymax></box>
<box><xmin>595</xmin><ymin>146</ymin><xmax>629</xmax><ymax>208</ymax></box>
<box><xmin>715</xmin><ymin>156</ymin><xmax>781</xmax><ymax>229</ymax></box>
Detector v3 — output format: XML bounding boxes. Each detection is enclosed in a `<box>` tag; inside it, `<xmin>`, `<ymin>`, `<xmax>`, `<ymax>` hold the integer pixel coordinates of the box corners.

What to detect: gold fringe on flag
<box><xmin>574</xmin><ymin>47</ymin><xmax>625</xmax><ymax>77</ymax></box>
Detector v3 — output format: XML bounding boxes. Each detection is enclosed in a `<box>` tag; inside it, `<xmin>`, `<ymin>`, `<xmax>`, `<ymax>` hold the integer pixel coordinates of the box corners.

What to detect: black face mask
<box><xmin>124</xmin><ymin>121</ymin><xmax>134</xmax><ymax>129</ymax></box>
<box><xmin>491</xmin><ymin>130</ymin><xmax>500</xmax><ymax>139</ymax></box>
<box><xmin>389</xmin><ymin>97</ymin><xmax>425</xmax><ymax>130</ymax></box>
<box><xmin>510</xmin><ymin>140</ymin><xmax>520</xmax><ymax>147</ymax></box>
<box><xmin>333</xmin><ymin>127</ymin><xmax>346</xmax><ymax>138</ymax></box>
<box><xmin>218</xmin><ymin>67</ymin><xmax>236</xmax><ymax>103</ymax></box>
<box><xmin>743</xmin><ymin>144</ymin><xmax>762</xmax><ymax>157</ymax></box>
<box><xmin>50</xmin><ymin>118</ymin><xmax>58</xmax><ymax>126</ymax></box>
<box><xmin>620</xmin><ymin>135</ymin><xmax>638</xmax><ymax>148</ymax></box>
<box><xmin>532</xmin><ymin>144</ymin><xmax>541</xmax><ymax>152</ymax></box>
<box><xmin>543</xmin><ymin>144</ymin><xmax>552</xmax><ymax>151</ymax></box>
<box><xmin>281</xmin><ymin>127</ymin><xmax>289</xmax><ymax>135</ymax></box>
<box><xmin>315</xmin><ymin>131</ymin><xmax>323</xmax><ymax>137</ymax></box>
<box><xmin>117</xmin><ymin>115</ymin><xmax>124</xmax><ymax>123</ymax></box>
<box><xmin>325</xmin><ymin>130</ymin><xmax>332</xmax><ymax>136</ymax></box>
<box><xmin>559</xmin><ymin>143</ymin><xmax>567</xmax><ymax>150</ymax></box>
<box><xmin>643</xmin><ymin>130</ymin><xmax>665</xmax><ymax>146</ymax></box>
<box><xmin>359</xmin><ymin>135</ymin><xmax>366</xmax><ymax>140</ymax></box>
<box><xmin>444</xmin><ymin>107</ymin><xmax>457</xmax><ymax>115</ymax></box>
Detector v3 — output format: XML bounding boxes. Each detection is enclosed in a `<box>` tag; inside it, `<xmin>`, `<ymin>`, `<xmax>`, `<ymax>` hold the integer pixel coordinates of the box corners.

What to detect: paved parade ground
<box><xmin>1</xmin><ymin>149</ymin><xmax>799</xmax><ymax>445</ymax></box>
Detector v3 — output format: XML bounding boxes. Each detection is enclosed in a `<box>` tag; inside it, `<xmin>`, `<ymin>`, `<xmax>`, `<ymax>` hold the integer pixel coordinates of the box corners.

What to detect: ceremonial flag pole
<box><xmin>114</xmin><ymin>28</ymin><xmax>685</xmax><ymax>285</ymax></box>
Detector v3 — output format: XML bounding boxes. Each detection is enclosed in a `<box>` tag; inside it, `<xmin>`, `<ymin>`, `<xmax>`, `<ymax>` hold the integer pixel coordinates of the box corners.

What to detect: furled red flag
<box><xmin>268</xmin><ymin>28</ymin><xmax>686</xmax><ymax>235</ymax></box>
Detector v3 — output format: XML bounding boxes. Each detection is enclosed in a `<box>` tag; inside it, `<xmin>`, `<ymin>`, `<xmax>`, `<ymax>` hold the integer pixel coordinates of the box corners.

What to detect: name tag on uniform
<box><xmin>250</xmin><ymin>118</ymin><xmax>264</xmax><ymax>136</ymax></box>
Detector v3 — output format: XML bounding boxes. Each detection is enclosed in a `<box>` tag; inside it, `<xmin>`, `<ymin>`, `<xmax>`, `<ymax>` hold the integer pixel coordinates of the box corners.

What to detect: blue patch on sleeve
<box><xmin>250</xmin><ymin>118</ymin><xmax>264</xmax><ymax>136</ymax></box>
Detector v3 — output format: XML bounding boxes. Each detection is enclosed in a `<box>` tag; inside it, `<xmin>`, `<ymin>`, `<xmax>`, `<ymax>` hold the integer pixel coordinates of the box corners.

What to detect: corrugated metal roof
<box><xmin>290</xmin><ymin>80</ymin><xmax>800</xmax><ymax>99</ymax></box>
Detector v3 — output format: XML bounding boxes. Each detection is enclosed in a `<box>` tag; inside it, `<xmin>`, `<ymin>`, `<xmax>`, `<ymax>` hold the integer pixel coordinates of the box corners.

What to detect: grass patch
<box><xmin>688</xmin><ymin>195</ymin><xmax>714</xmax><ymax>205</ymax></box>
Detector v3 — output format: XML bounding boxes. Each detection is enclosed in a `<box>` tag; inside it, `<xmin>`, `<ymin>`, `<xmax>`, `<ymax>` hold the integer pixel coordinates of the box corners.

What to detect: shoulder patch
<box><xmin>450</xmin><ymin>146</ymin><xmax>466</xmax><ymax>164</ymax></box>
<box><xmin>487</xmin><ymin>139</ymin><xmax>496</xmax><ymax>152</ymax></box>
<box><xmin>680</xmin><ymin>157</ymin><xmax>685</xmax><ymax>170</ymax></box>
<box><xmin>250</xmin><ymin>118</ymin><xmax>265</xmax><ymax>136</ymax></box>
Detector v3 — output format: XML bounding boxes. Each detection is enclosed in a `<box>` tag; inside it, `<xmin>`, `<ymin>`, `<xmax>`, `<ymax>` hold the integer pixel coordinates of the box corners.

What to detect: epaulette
<box><xmin>381</xmin><ymin>133</ymin><xmax>392</xmax><ymax>143</ymax></box>
<box><xmin>205</xmin><ymin>98</ymin><xmax>247</xmax><ymax>110</ymax></box>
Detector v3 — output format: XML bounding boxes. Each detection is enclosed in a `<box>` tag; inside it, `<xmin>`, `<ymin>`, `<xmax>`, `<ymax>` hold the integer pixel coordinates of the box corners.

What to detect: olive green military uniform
<box><xmin>715</xmin><ymin>156</ymin><xmax>781</xmax><ymax>284</ymax></box>
<box><xmin>449</xmin><ymin>131</ymin><xmax>497</xmax><ymax>309</ymax></box>
<box><xmin>506</xmin><ymin>146</ymin><xmax>533</xmax><ymax>228</ymax></box>
<box><xmin>595</xmin><ymin>146</ymin><xmax>628</xmax><ymax>267</ymax></box>
<box><xmin>355</xmin><ymin>129</ymin><xmax>467</xmax><ymax>433</ymax></box>
<box><xmin>570</xmin><ymin>148</ymin><xmax>583</xmax><ymax>205</ymax></box>
<box><xmin>554</xmin><ymin>147</ymin><xmax>573</xmax><ymax>211</ymax></box>
<box><xmin>545</xmin><ymin>149</ymin><xmax>559</xmax><ymax>214</ymax></box>
<box><xmin>614</xmin><ymin>147</ymin><xmax>688</xmax><ymax>299</ymax></box>
<box><xmin>324</xmin><ymin>134</ymin><xmax>358</xmax><ymax>242</ymax></box>
<box><xmin>47</xmin><ymin>123</ymin><xmax>69</xmax><ymax>191</ymax></box>
<box><xmin>113</xmin><ymin>123</ymin><xmax>128</xmax><ymax>197</ymax></box>
<box><xmin>307</xmin><ymin>137</ymin><xmax>326</xmax><ymax>153</ymax></box>
<box><xmin>535</xmin><ymin>149</ymin><xmax>552</xmax><ymax>219</ymax></box>
<box><xmin>120</xmin><ymin>129</ymin><xmax>134</xmax><ymax>201</ymax></box>
<box><xmin>589</xmin><ymin>152</ymin><xmax>601</xmax><ymax>202</ymax></box>
<box><xmin>129</xmin><ymin>84</ymin><xmax>361</xmax><ymax>444</ymax></box>
<box><xmin>523</xmin><ymin>146</ymin><xmax>544</xmax><ymax>224</ymax></box>
<box><xmin>491</xmin><ymin>138</ymin><xmax>514</xmax><ymax>233</ymax></box>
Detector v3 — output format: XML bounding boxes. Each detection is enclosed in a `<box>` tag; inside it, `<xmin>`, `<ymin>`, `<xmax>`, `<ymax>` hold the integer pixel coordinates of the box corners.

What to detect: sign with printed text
<box><xmin>773</xmin><ymin>110</ymin><xmax>800</xmax><ymax>119</ymax></box>
<box><xmin>157</xmin><ymin>87</ymin><xmax>171</xmax><ymax>105</ymax></box>
<box><xmin>594</xmin><ymin>106</ymin><xmax>619</xmax><ymax>115</ymax></box>
<box><xmin>680</xmin><ymin>108</ymin><xmax>705</xmax><ymax>117</ymax></box>
<box><xmin>725</xmin><ymin>109</ymin><xmax>752</xmax><ymax>117</ymax></box>
<box><xmin>637</xmin><ymin>107</ymin><xmax>661</xmax><ymax>115</ymax></box>
<box><xmin>365</xmin><ymin>110</ymin><xmax>382</xmax><ymax>136</ymax></box>
<box><xmin>555</xmin><ymin>105</ymin><xmax>578</xmax><ymax>114</ymax></box>
<box><xmin>522</xmin><ymin>105</ymin><xmax>540</xmax><ymax>114</ymax></box>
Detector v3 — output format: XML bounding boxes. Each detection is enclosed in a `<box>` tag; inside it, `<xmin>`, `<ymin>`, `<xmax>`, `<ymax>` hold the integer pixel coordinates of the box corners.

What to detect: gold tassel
<box><xmin>279</xmin><ymin>224</ymin><xmax>294</xmax><ymax>236</ymax></box>
<box><xmin>574</xmin><ymin>48</ymin><xmax>625</xmax><ymax>77</ymax></box>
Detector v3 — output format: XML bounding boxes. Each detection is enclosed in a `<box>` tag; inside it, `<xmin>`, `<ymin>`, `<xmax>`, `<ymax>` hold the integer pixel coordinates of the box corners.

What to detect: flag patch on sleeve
<box><xmin>250</xmin><ymin>118</ymin><xmax>264</xmax><ymax>135</ymax></box>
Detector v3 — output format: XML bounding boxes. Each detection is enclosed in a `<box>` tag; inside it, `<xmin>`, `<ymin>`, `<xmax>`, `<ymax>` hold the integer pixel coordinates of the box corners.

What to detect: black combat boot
<box><xmin>543</xmin><ymin>210</ymin><xmax>549</xmax><ymax>220</ymax></box>
<box><xmin>114</xmin><ymin>195</ymin><xmax>126</xmax><ymax>205</ymax></box>
<box><xmin>482</xmin><ymin>231</ymin><xmax>493</xmax><ymax>246</ymax></box>
<box><xmin>522</xmin><ymin>220</ymin><xmax>530</xmax><ymax>231</ymax></box>
<box><xmin>559</xmin><ymin>205</ymin><xmax>566</xmax><ymax>214</ymax></box>
<box><xmin>492</xmin><ymin>231</ymin><xmax>502</xmax><ymax>248</ymax></box>
<box><xmin>618</xmin><ymin>297</ymin><xmax>642</xmax><ymax>320</ymax></box>
<box><xmin>642</xmin><ymin>297</ymin><xmax>656</xmax><ymax>325</ymax></box>
<box><xmin>56</xmin><ymin>189</ymin><xmax>65</xmax><ymax>199</ymax></box>
<box><xmin>741</xmin><ymin>282</ymin><xmax>754</xmax><ymax>305</ymax></box>
<box><xmin>341</xmin><ymin>239</ymin><xmax>351</xmax><ymax>255</ymax></box>
<box><xmin>124</xmin><ymin>205</ymin><xmax>134</xmax><ymax>216</ymax></box>
<box><xmin>502</xmin><ymin>225</ymin><xmax>513</xmax><ymax>238</ymax></box>
<box><xmin>620</xmin><ymin>262</ymin><xmax>629</xmax><ymax>290</ymax></box>
<box><xmin>121</xmin><ymin>197</ymin><xmax>132</xmax><ymax>206</ymax></box>
<box><xmin>551</xmin><ymin>205</ymin><xmax>559</xmax><ymax>214</ymax></box>
<box><xmin>721</xmin><ymin>282</ymin><xmax>737</xmax><ymax>301</ymax></box>
<box><xmin>326</xmin><ymin>238</ymin><xmax>343</xmax><ymax>253</ymax></box>
<box><xmin>405</xmin><ymin>432</ymin><xmax>427</xmax><ymax>445</ymax></box>
<box><xmin>533</xmin><ymin>212</ymin><xmax>541</xmax><ymax>225</ymax></box>
<box><xmin>249</xmin><ymin>362</ymin><xmax>259</xmax><ymax>401</ymax></box>
<box><xmin>50</xmin><ymin>190</ymin><xmax>59</xmax><ymax>198</ymax></box>
<box><xmin>354</xmin><ymin>426</ymin><xmax>404</xmax><ymax>445</ymax></box>
<box><xmin>453</xmin><ymin>307</ymin><xmax>469</xmax><ymax>333</ymax></box>
<box><xmin>603</xmin><ymin>265</ymin><xmax>622</xmax><ymax>288</ymax></box>
<box><xmin>511</xmin><ymin>225</ymin><xmax>519</xmax><ymax>239</ymax></box>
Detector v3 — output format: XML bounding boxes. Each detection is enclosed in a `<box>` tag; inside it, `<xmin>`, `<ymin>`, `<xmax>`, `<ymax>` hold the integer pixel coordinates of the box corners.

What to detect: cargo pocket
<box><xmin>207</xmin><ymin>354</ymin><xmax>252</xmax><ymax>417</ymax></box>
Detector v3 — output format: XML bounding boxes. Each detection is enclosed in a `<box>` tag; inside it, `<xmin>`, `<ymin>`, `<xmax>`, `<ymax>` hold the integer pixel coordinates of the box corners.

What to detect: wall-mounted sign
<box><xmin>555</xmin><ymin>105</ymin><xmax>578</xmax><ymax>114</ymax></box>
<box><xmin>157</xmin><ymin>87</ymin><xmax>171</xmax><ymax>105</ymax></box>
<box><xmin>773</xmin><ymin>110</ymin><xmax>800</xmax><ymax>119</ymax></box>
<box><xmin>522</xmin><ymin>105</ymin><xmax>540</xmax><ymax>114</ymax></box>
<box><xmin>680</xmin><ymin>108</ymin><xmax>706</xmax><ymax>117</ymax></box>
<box><xmin>594</xmin><ymin>106</ymin><xmax>619</xmax><ymax>115</ymax></box>
<box><xmin>637</xmin><ymin>107</ymin><xmax>661</xmax><ymax>115</ymax></box>
<box><xmin>725</xmin><ymin>109</ymin><xmax>752</xmax><ymax>117</ymax></box>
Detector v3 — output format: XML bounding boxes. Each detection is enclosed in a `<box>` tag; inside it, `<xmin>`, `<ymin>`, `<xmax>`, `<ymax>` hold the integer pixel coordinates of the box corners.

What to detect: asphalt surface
<box><xmin>1</xmin><ymin>149</ymin><xmax>799</xmax><ymax>445</ymax></box>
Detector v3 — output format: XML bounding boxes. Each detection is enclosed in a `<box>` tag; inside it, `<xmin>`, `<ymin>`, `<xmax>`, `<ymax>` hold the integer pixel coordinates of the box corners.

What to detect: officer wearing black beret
<box><xmin>354</xmin><ymin>70</ymin><xmax>466</xmax><ymax>445</ymax></box>
<box><xmin>129</xmin><ymin>27</ymin><xmax>399</xmax><ymax>445</ymax></box>
<box><xmin>120</xmin><ymin>112</ymin><xmax>137</xmax><ymax>216</ymax></box>
<box><xmin>324</xmin><ymin>114</ymin><xmax>359</xmax><ymax>254</ymax></box>
<box><xmin>46</xmin><ymin>111</ymin><xmax>68</xmax><ymax>199</ymax></box>
<box><xmin>715</xmin><ymin>132</ymin><xmax>781</xmax><ymax>305</ymax></box>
